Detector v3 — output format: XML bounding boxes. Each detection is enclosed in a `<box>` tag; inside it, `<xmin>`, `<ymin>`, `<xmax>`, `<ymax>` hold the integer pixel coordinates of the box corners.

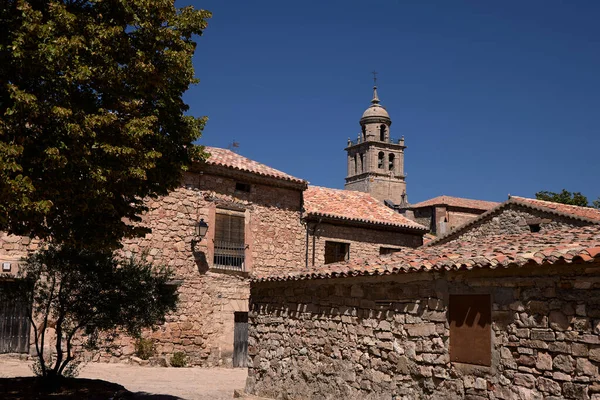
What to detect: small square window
<box><xmin>529</xmin><ymin>224</ymin><xmax>541</xmax><ymax>233</ymax></box>
<box><xmin>380</xmin><ymin>247</ymin><xmax>401</xmax><ymax>255</ymax></box>
<box><xmin>449</xmin><ymin>294</ymin><xmax>492</xmax><ymax>366</ymax></box>
<box><xmin>324</xmin><ymin>241</ymin><xmax>349</xmax><ymax>264</ymax></box>
<box><xmin>235</xmin><ymin>182</ymin><xmax>251</xmax><ymax>193</ymax></box>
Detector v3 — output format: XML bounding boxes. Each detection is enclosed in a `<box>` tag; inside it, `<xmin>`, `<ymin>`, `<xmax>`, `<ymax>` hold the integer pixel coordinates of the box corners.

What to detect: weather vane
<box><xmin>371</xmin><ymin>70</ymin><xmax>378</xmax><ymax>86</ymax></box>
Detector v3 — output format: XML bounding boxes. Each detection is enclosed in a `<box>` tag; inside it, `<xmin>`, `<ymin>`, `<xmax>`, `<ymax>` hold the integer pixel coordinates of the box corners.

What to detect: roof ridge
<box><xmin>511</xmin><ymin>195</ymin><xmax>599</xmax><ymax>210</ymax></box>
<box><xmin>202</xmin><ymin>146</ymin><xmax>307</xmax><ymax>186</ymax></box>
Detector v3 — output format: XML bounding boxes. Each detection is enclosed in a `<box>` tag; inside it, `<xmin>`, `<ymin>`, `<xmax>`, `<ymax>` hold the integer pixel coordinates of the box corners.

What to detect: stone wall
<box><xmin>439</xmin><ymin>205</ymin><xmax>593</xmax><ymax>245</ymax></box>
<box><xmin>411</xmin><ymin>208</ymin><xmax>432</xmax><ymax>232</ymax></box>
<box><xmin>0</xmin><ymin>232</ymin><xmax>40</xmax><ymax>276</ymax></box>
<box><xmin>106</xmin><ymin>171</ymin><xmax>306</xmax><ymax>366</ymax></box>
<box><xmin>247</xmin><ymin>264</ymin><xmax>600</xmax><ymax>399</ymax></box>
<box><xmin>307</xmin><ymin>222</ymin><xmax>422</xmax><ymax>266</ymax></box>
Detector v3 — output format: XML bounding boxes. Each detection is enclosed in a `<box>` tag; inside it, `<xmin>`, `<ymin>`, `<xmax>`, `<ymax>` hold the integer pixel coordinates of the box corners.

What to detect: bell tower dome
<box><xmin>344</xmin><ymin>83</ymin><xmax>408</xmax><ymax>206</ymax></box>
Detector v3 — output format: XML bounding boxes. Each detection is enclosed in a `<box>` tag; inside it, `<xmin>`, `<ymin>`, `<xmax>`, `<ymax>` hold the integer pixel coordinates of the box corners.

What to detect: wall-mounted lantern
<box><xmin>195</xmin><ymin>218</ymin><xmax>209</xmax><ymax>240</ymax></box>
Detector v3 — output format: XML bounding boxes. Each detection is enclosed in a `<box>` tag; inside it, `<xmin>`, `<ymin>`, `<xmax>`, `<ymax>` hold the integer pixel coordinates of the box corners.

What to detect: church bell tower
<box><xmin>344</xmin><ymin>83</ymin><xmax>408</xmax><ymax>206</ymax></box>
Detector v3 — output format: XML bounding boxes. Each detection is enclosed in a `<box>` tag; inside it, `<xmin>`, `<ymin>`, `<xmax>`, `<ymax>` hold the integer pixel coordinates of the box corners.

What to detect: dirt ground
<box><xmin>0</xmin><ymin>358</ymin><xmax>248</xmax><ymax>400</ymax></box>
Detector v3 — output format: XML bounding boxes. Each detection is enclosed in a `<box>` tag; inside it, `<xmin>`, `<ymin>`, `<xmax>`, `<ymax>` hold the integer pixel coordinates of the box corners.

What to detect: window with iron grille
<box><xmin>324</xmin><ymin>241</ymin><xmax>349</xmax><ymax>264</ymax></box>
<box><xmin>213</xmin><ymin>212</ymin><xmax>245</xmax><ymax>271</ymax></box>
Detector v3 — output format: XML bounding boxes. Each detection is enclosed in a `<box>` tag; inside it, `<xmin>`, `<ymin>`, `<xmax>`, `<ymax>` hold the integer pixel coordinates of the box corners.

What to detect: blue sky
<box><xmin>181</xmin><ymin>0</ymin><xmax>600</xmax><ymax>204</ymax></box>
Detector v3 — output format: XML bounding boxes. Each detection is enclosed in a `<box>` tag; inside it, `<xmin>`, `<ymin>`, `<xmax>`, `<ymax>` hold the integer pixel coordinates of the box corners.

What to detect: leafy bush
<box><xmin>135</xmin><ymin>338</ymin><xmax>156</xmax><ymax>360</ymax></box>
<box><xmin>170</xmin><ymin>352</ymin><xmax>187</xmax><ymax>368</ymax></box>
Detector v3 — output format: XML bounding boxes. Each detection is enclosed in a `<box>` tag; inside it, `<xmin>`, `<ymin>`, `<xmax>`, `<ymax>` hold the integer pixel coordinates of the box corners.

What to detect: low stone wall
<box><xmin>247</xmin><ymin>264</ymin><xmax>600</xmax><ymax>399</ymax></box>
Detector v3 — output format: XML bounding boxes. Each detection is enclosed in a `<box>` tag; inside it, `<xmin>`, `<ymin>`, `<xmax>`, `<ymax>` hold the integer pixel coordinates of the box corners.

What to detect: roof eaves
<box><xmin>304</xmin><ymin>212</ymin><xmax>428</xmax><ymax>232</ymax></box>
<box><xmin>251</xmin><ymin>247</ymin><xmax>600</xmax><ymax>283</ymax></box>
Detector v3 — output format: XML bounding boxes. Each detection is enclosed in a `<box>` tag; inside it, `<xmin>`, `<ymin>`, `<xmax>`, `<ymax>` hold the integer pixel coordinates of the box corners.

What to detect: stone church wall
<box><xmin>307</xmin><ymin>222</ymin><xmax>422</xmax><ymax>266</ymax></box>
<box><xmin>247</xmin><ymin>264</ymin><xmax>600</xmax><ymax>399</ymax></box>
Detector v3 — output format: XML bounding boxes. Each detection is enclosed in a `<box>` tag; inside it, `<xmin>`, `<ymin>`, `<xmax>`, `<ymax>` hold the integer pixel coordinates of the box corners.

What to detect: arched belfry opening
<box><xmin>380</xmin><ymin>125</ymin><xmax>386</xmax><ymax>141</ymax></box>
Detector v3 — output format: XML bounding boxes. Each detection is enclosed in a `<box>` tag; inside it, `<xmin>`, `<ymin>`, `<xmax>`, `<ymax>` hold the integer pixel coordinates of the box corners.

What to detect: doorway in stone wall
<box><xmin>233</xmin><ymin>312</ymin><xmax>248</xmax><ymax>368</ymax></box>
<box><xmin>0</xmin><ymin>281</ymin><xmax>31</xmax><ymax>354</ymax></box>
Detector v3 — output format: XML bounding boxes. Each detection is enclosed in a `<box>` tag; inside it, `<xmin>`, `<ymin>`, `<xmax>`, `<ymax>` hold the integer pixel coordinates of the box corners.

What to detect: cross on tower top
<box><xmin>371</xmin><ymin>70</ymin><xmax>378</xmax><ymax>86</ymax></box>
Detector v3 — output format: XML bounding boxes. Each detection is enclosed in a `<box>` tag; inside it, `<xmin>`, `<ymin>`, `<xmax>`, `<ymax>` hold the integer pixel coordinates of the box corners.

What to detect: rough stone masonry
<box><xmin>247</xmin><ymin>263</ymin><xmax>600</xmax><ymax>400</ymax></box>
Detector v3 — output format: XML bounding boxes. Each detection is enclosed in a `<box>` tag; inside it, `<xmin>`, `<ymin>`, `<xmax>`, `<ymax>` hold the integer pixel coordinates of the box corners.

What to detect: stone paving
<box><xmin>0</xmin><ymin>358</ymin><xmax>248</xmax><ymax>400</ymax></box>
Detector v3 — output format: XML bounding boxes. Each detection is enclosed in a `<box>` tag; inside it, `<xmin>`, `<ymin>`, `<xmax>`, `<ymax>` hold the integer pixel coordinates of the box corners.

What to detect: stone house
<box><xmin>0</xmin><ymin>146</ymin><xmax>426</xmax><ymax>366</ymax></box>
<box><xmin>400</xmin><ymin>195</ymin><xmax>499</xmax><ymax>235</ymax></box>
<box><xmin>427</xmin><ymin>195</ymin><xmax>600</xmax><ymax>247</ymax></box>
<box><xmin>303</xmin><ymin>186</ymin><xmax>426</xmax><ymax>266</ymax></box>
<box><xmin>113</xmin><ymin>146</ymin><xmax>309</xmax><ymax>367</ymax></box>
<box><xmin>247</xmin><ymin>225</ymin><xmax>600</xmax><ymax>399</ymax></box>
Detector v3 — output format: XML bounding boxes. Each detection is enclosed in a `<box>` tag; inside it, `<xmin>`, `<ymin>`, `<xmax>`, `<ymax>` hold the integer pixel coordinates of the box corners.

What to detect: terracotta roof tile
<box><xmin>410</xmin><ymin>195</ymin><xmax>499</xmax><ymax>210</ymax></box>
<box><xmin>304</xmin><ymin>186</ymin><xmax>426</xmax><ymax>231</ymax></box>
<box><xmin>203</xmin><ymin>147</ymin><xmax>306</xmax><ymax>185</ymax></box>
<box><xmin>254</xmin><ymin>225</ymin><xmax>600</xmax><ymax>282</ymax></box>
<box><xmin>510</xmin><ymin>196</ymin><xmax>600</xmax><ymax>222</ymax></box>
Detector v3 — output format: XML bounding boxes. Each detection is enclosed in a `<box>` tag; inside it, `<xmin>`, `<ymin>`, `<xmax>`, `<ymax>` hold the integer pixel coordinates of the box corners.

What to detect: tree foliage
<box><xmin>535</xmin><ymin>190</ymin><xmax>590</xmax><ymax>207</ymax></box>
<box><xmin>7</xmin><ymin>246</ymin><xmax>177</xmax><ymax>379</ymax></box>
<box><xmin>0</xmin><ymin>0</ymin><xmax>211</xmax><ymax>250</ymax></box>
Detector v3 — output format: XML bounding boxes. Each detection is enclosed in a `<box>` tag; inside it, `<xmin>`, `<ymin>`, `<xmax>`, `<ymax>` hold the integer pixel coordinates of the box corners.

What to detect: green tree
<box><xmin>0</xmin><ymin>0</ymin><xmax>211</xmax><ymax>250</ymax></box>
<box><xmin>535</xmin><ymin>190</ymin><xmax>589</xmax><ymax>207</ymax></box>
<box><xmin>7</xmin><ymin>246</ymin><xmax>178</xmax><ymax>379</ymax></box>
<box><xmin>593</xmin><ymin>198</ymin><xmax>600</xmax><ymax>210</ymax></box>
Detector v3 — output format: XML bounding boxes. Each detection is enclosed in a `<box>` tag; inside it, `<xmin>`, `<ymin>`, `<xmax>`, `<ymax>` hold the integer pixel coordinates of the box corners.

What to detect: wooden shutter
<box><xmin>324</xmin><ymin>242</ymin><xmax>348</xmax><ymax>264</ymax></box>
<box><xmin>215</xmin><ymin>213</ymin><xmax>244</xmax><ymax>244</ymax></box>
<box><xmin>449</xmin><ymin>294</ymin><xmax>492</xmax><ymax>366</ymax></box>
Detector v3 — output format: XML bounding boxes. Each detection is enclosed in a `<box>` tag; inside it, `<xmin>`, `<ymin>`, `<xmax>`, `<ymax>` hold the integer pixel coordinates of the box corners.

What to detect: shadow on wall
<box><xmin>193</xmin><ymin>250</ymin><xmax>209</xmax><ymax>274</ymax></box>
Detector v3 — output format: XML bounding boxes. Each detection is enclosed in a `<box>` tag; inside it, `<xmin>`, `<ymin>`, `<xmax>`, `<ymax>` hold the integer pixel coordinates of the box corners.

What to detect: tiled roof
<box><xmin>425</xmin><ymin>195</ymin><xmax>600</xmax><ymax>247</ymax></box>
<box><xmin>511</xmin><ymin>196</ymin><xmax>600</xmax><ymax>222</ymax></box>
<box><xmin>202</xmin><ymin>147</ymin><xmax>306</xmax><ymax>185</ymax></box>
<box><xmin>410</xmin><ymin>195</ymin><xmax>499</xmax><ymax>211</ymax></box>
<box><xmin>254</xmin><ymin>226</ymin><xmax>600</xmax><ymax>282</ymax></box>
<box><xmin>422</xmin><ymin>233</ymin><xmax>437</xmax><ymax>244</ymax></box>
<box><xmin>304</xmin><ymin>186</ymin><xmax>427</xmax><ymax>231</ymax></box>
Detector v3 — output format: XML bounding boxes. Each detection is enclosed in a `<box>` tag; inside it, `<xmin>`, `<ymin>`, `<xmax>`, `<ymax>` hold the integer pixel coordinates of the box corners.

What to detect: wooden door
<box><xmin>233</xmin><ymin>312</ymin><xmax>248</xmax><ymax>368</ymax></box>
<box><xmin>0</xmin><ymin>281</ymin><xmax>31</xmax><ymax>354</ymax></box>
